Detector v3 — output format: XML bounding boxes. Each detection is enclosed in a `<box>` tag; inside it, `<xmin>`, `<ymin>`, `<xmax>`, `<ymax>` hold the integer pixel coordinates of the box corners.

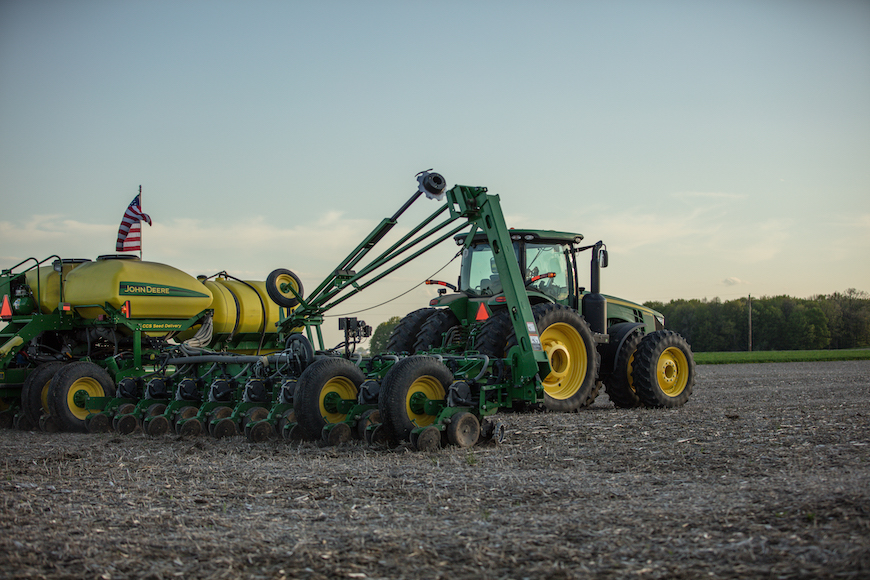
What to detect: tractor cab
<box><xmin>427</xmin><ymin>228</ymin><xmax>663</xmax><ymax>336</ymax></box>
<box><xmin>456</xmin><ymin>229</ymin><xmax>583</xmax><ymax>306</ymax></box>
<box><xmin>425</xmin><ymin>230</ymin><xmax>586</xmax><ymax>326</ymax></box>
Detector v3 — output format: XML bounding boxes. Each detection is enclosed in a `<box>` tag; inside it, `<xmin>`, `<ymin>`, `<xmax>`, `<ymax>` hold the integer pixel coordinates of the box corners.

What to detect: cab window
<box><xmin>459</xmin><ymin>242</ymin><xmax>521</xmax><ymax>296</ymax></box>
<box><xmin>524</xmin><ymin>243</ymin><xmax>569</xmax><ymax>300</ymax></box>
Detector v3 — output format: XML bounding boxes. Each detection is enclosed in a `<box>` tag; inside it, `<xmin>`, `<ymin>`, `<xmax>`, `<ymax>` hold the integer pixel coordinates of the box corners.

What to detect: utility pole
<box><xmin>748</xmin><ymin>294</ymin><xmax>752</xmax><ymax>352</ymax></box>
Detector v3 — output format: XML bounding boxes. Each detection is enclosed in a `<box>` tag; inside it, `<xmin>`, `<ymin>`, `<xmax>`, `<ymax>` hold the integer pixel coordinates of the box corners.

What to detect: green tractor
<box><xmin>385</xmin><ymin>229</ymin><xmax>692</xmax><ymax>411</ymax></box>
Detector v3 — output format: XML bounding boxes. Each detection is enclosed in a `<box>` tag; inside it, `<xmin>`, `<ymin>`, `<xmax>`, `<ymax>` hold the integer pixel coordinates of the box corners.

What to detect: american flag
<box><xmin>116</xmin><ymin>193</ymin><xmax>152</xmax><ymax>252</ymax></box>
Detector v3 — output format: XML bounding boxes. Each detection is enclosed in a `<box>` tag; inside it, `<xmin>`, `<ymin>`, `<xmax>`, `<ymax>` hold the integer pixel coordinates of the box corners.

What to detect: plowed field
<box><xmin>2</xmin><ymin>361</ymin><xmax>868</xmax><ymax>579</ymax></box>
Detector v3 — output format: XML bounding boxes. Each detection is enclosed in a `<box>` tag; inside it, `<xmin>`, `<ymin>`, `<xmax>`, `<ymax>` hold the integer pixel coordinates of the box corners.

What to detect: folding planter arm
<box><xmin>276</xmin><ymin>173</ymin><xmax>550</xmax><ymax>383</ymax></box>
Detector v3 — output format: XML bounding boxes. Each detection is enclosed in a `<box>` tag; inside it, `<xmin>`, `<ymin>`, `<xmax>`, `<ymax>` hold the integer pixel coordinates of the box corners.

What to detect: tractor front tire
<box><xmin>48</xmin><ymin>362</ymin><xmax>116</xmax><ymax>432</ymax></box>
<box><xmin>294</xmin><ymin>358</ymin><xmax>365</xmax><ymax>440</ymax></box>
<box><xmin>631</xmin><ymin>330</ymin><xmax>694</xmax><ymax>408</ymax></box>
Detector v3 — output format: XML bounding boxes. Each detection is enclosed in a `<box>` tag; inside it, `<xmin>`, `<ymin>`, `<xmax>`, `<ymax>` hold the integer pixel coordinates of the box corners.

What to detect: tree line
<box><xmin>645</xmin><ymin>289</ymin><xmax>870</xmax><ymax>352</ymax></box>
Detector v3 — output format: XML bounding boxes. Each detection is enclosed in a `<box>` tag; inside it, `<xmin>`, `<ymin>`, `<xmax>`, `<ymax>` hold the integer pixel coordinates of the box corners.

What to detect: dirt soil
<box><xmin>1</xmin><ymin>360</ymin><xmax>868</xmax><ymax>580</ymax></box>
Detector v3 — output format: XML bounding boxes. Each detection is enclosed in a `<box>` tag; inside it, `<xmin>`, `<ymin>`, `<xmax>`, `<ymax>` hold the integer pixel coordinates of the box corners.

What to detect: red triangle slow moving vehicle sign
<box><xmin>1</xmin><ymin>295</ymin><xmax>13</xmax><ymax>320</ymax></box>
<box><xmin>475</xmin><ymin>302</ymin><xmax>489</xmax><ymax>321</ymax></box>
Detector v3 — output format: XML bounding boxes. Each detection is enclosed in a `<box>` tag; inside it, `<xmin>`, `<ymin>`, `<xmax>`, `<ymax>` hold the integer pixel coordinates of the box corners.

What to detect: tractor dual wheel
<box><xmin>603</xmin><ymin>331</ymin><xmax>644</xmax><ymax>408</ymax></box>
<box><xmin>48</xmin><ymin>362</ymin><xmax>116</xmax><ymax>432</ymax></box>
<box><xmin>631</xmin><ymin>330</ymin><xmax>695</xmax><ymax>408</ymax></box>
<box><xmin>266</xmin><ymin>268</ymin><xmax>304</xmax><ymax>308</ymax></box>
<box><xmin>378</xmin><ymin>356</ymin><xmax>452</xmax><ymax>443</ymax></box>
<box><xmin>21</xmin><ymin>362</ymin><xmax>65</xmax><ymax>426</ymax></box>
<box><xmin>478</xmin><ymin>304</ymin><xmax>599</xmax><ymax>412</ymax></box>
<box><xmin>294</xmin><ymin>357</ymin><xmax>365</xmax><ymax>441</ymax></box>
<box><xmin>413</xmin><ymin>309</ymin><xmax>460</xmax><ymax>352</ymax></box>
<box><xmin>385</xmin><ymin>308</ymin><xmax>437</xmax><ymax>354</ymax></box>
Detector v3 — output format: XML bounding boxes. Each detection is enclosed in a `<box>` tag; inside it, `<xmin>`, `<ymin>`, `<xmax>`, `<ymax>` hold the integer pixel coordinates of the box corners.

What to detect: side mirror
<box><xmin>599</xmin><ymin>249</ymin><xmax>608</xmax><ymax>268</ymax></box>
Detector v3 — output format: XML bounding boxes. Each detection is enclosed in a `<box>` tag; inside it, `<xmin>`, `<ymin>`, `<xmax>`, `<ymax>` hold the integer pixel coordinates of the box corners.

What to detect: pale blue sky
<box><xmin>2</xmin><ymin>1</ymin><xmax>868</xmax><ymax>345</ymax></box>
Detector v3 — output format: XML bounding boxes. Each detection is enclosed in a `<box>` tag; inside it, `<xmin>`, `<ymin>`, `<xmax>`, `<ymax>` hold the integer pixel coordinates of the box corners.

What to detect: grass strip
<box><xmin>694</xmin><ymin>348</ymin><xmax>870</xmax><ymax>364</ymax></box>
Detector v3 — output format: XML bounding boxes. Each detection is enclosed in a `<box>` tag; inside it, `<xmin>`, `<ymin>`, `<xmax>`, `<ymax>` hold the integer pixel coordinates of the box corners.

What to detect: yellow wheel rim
<box><xmin>626</xmin><ymin>352</ymin><xmax>637</xmax><ymax>393</ymax></box>
<box><xmin>66</xmin><ymin>377</ymin><xmax>106</xmax><ymax>420</ymax></box>
<box><xmin>318</xmin><ymin>376</ymin><xmax>357</xmax><ymax>424</ymax></box>
<box><xmin>656</xmin><ymin>346</ymin><xmax>689</xmax><ymax>397</ymax></box>
<box><xmin>275</xmin><ymin>274</ymin><xmax>301</xmax><ymax>302</ymax></box>
<box><xmin>405</xmin><ymin>375</ymin><xmax>446</xmax><ymax>428</ymax></box>
<box><xmin>40</xmin><ymin>378</ymin><xmax>53</xmax><ymax>415</ymax></box>
<box><xmin>541</xmin><ymin>322</ymin><xmax>588</xmax><ymax>400</ymax></box>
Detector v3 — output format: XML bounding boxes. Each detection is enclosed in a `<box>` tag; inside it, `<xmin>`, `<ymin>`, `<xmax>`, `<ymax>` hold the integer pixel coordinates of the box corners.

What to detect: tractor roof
<box><xmin>455</xmin><ymin>229</ymin><xmax>584</xmax><ymax>246</ymax></box>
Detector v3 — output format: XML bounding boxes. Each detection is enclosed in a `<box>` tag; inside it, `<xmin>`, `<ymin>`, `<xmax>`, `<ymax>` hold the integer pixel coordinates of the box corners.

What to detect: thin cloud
<box><xmin>565</xmin><ymin>191</ymin><xmax>791</xmax><ymax>266</ymax></box>
<box><xmin>722</xmin><ymin>276</ymin><xmax>746</xmax><ymax>286</ymax></box>
<box><xmin>0</xmin><ymin>211</ymin><xmax>378</xmax><ymax>281</ymax></box>
<box><xmin>671</xmin><ymin>191</ymin><xmax>748</xmax><ymax>202</ymax></box>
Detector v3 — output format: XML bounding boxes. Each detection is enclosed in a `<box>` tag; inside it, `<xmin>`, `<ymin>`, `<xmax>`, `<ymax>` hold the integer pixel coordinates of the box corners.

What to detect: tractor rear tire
<box><xmin>529</xmin><ymin>304</ymin><xmax>599</xmax><ymax>411</ymax></box>
<box><xmin>294</xmin><ymin>357</ymin><xmax>365</xmax><ymax>440</ymax></box>
<box><xmin>482</xmin><ymin>304</ymin><xmax>599</xmax><ymax>412</ymax></box>
<box><xmin>266</xmin><ymin>268</ymin><xmax>304</xmax><ymax>308</ymax></box>
<box><xmin>475</xmin><ymin>311</ymin><xmax>513</xmax><ymax>358</ymax></box>
<box><xmin>631</xmin><ymin>330</ymin><xmax>694</xmax><ymax>408</ymax></box>
<box><xmin>603</xmin><ymin>331</ymin><xmax>644</xmax><ymax>408</ymax></box>
<box><xmin>379</xmin><ymin>356</ymin><xmax>453</xmax><ymax>443</ymax></box>
<box><xmin>413</xmin><ymin>309</ymin><xmax>460</xmax><ymax>352</ymax></box>
<box><xmin>48</xmin><ymin>362</ymin><xmax>116</xmax><ymax>432</ymax></box>
<box><xmin>385</xmin><ymin>308</ymin><xmax>437</xmax><ymax>354</ymax></box>
<box><xmin>21</xmin><ymin>362</ymin><xmax>65</xmax><ymax>425</ymax></box>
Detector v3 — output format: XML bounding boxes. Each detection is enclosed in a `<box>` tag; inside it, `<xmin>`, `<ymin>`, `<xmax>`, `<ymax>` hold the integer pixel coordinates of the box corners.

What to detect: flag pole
<box><xmin>138</xmin><ymin>185</ymin><xmax>143</xmax><ymax>260</ymax></box>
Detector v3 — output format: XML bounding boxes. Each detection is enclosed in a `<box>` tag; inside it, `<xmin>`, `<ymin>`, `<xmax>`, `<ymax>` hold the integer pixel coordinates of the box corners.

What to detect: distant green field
<box><xmin>693</xmin><ymin>349</ymin><xmax>870</xmax><ymax>364</ymax></box>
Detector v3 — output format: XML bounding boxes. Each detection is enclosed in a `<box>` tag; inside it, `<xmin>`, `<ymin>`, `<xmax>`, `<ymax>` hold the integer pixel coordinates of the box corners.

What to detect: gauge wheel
<box><xmin>21</xmin><ymin>362</ymin><xmax>65</xmax><ymax>425</ymax></box>
<box><xmin>294</xmin><ymin>357</ymin><xmax>365</xmax><ymax>440</ymax></box>
<box><xmin>378</xmin><ymin>356</ymin><xmax>452</xmax><ymax>442</ymax></box>
<box><xmin>48</xmin><ymin>362</ymin><xmax>115</xmax><ymax>432</ymax></box>
<box><xmin>266</xmin><ymin>268</ymin><xmax>304</xmax><ymax>308</ymax></box>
